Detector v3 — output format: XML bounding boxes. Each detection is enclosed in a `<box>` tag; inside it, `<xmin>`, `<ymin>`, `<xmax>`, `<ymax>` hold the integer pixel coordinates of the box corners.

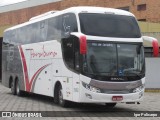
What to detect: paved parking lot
<box><xmin>0</xmin><ymin>83</ymin><xmax>160</xmax><ymax>120</ymax></box>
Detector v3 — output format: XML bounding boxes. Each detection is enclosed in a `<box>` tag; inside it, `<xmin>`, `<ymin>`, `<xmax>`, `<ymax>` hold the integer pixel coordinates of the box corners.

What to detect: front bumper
<box><xmin>79</xmin><ymin>85</ymin><xmax>144</xmax><ymax>103</ymax></box>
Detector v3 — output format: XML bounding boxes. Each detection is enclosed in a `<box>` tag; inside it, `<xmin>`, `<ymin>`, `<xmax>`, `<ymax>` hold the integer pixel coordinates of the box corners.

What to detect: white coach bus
<box><xmin>2</xmin><ymin>7</ymin><xmax>158</xmax><ymax>107</ymax></box>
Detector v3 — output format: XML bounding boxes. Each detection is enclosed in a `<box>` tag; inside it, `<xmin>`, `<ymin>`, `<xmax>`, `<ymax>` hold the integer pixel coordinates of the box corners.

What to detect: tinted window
<box><xmin>62</xmin><ymin>36</ymin><xmax>80</xmax><ymax>71</ymax></box>
<box><xmin>16</xmin><ymin>21</ymin><xmax>47</xmax><ymax>44</ymax></box>
<box><xmin>25</xmin><ymin>20</ymin><xmax>48</xmax><ymax>43</ymax></box>
<box><xmin>47</xmin><ymin>16</ymin><xmax>61</xmax><ymax>41</ymax></box>
<box><xmin>26</xmin><ymin>25</ymin><xmax>33</xmax><ymax>43</ymax></box>
<box><xmin>61</xmin><ymin>13</ymin><xmax>79</xmax><ymax>71</ymax></box>
<box><xmin>3</xmin><ymin>32</ymin><xmax>10</xmax><ymax>44</ymax></box>
<box><xmin>84</xmin><ymin>42</ymin><xmax>145</xmax><ymax>80</ymax></box>
<box><xmin>17</xmin><ymin>27</ymin><xmax>26</xmax><ymax>44</ymax></box>
<box><xmin>3</xmin><ymin>31</ymin><xmax>16</xmax><ymax>45</ymax></box>
<box><xmin>62</xmin><ymin>13</ymin><xmax>78</xmax><ymax>38</ymax></box>
<box><xmin>36</xmin><ymin>21</ymin><xmax>47</xmax><ymax>42</ymax></box>
<box><xmin>74</xmin><ymin>38</ymin><xmax>80</xmax><ymax>71</ymax></box>
<box><xmin>19</xmin><ymin>25</ymin><xmax>36</xmax><ymax>44</ymax></box>
<box><xmin>79</xmin><ymin>13</ymin><xmax>141</xmax><ymax>38</ymax></box>
<box><xmin>62</xmin><ymin>38</ymin><xmax>74</xmax><ymax>69</ymax></box>
<box><xmin>85</xmin><ymin>42</ymin><xmax>117</xmax><ymax>75</ymax></box>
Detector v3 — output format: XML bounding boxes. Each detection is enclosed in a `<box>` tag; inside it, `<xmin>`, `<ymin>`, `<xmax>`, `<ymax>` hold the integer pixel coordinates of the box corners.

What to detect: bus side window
<box><xmin>33</xmin><ymin>22</ymin><xmax>42</xmax><ymax>43</ymax></box>
<box><xmin>39</xmin><ymin>20</ymin><xmax>48</xmax><ymax>42</ymax></box>
<box><xmin>62</xmin><ymin>13</ymin><xmax>78</xmax><ymax>38</ymax></box>
<box><xmin>8</xmin><ymin>30</ymin><xmax>16</xmax><ymax>59</ymax></box>
<box><xmin>25</xmin><ymin>25</ymin><xmax>33</xmax><ymax>44</ymax></box>
<box><xmin>74</xmin><ymin>38</ymin><xmax>80</xmax><ymax>71</ymax></box>
<box><xmin>62</xmin><ymin>38</ymin><xmax>74</xmax><ymax>69</ymax></box>
<box><xmin>17</xmin><ymin>28</ymin><xmax>25</xmax><ymax>44</ymax></box>
<box><xmin>63</xmin><ymin>15</ymin><xmax>71</xmax><ymax>36</ymax></box>
<box><xmin>10</xmin><ymin>30</ymin><xmax>16</xmax><ymax>44</ymax></box>
<box><xmin>47</xmin><ymin>16</ymin><xmax>61</xmax><ymax>41</ymax></box>
<box><xmin>62</xmin><ymin>36</ymin><xmax>80</xmax><ymax>72</ymax></box>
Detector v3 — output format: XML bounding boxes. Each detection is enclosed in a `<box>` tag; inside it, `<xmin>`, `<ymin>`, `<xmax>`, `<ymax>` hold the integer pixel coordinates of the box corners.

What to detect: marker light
<box><xmin>79</xmin><ymin>35</ymin><xmax>87</xmax><ymax>54</ymax></box>
<box><xmin>152</xmin><ymin>39</ymin><xmax>159</xmax><ymax>57</ymax></box>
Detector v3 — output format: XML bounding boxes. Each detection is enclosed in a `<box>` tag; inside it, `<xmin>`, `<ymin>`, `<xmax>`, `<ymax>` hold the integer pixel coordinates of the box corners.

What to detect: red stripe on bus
<box><xmin>19</xmin><ymin>46</ymin><xmax>30</xmax><ymax>91</ymax></box>
<box><xmin>29</xmin><ymin>64</ymin><xmax>51</xmax><ymax>91</ymax></box>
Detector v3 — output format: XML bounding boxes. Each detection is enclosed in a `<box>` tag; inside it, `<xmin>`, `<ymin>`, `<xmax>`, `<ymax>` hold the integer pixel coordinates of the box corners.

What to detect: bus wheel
<box><xmin>11</xmin><ymin>80</ymin><xmax>16</xmax><ymax>95</ymax></box>
<box><xmin>57</xmin><ymin>85</ymin><xmax>69</xmax><ymax>107</ymax></box>
<box><xmin>105</xmin><ymin>103</ymin><xmax>117</xmax><ymax>108</ymax></box>
<box><xmin>16</xmin><ymin>79</ymin><xmax>23</xmax><ymax>96</ymax></box>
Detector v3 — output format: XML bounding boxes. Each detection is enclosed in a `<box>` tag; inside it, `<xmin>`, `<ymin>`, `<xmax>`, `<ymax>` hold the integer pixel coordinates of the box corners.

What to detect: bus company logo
<box><xmin>111</xmin><ymin>77</ymin><xmax>125</xmax><ymax>81</ymax></box>
<box><xmin>30</xmin><ymin>45</ymin><xmax>57</xmax><ymax>58</ymax></box>
<box><xmin>67</xmin><ymin>43</ymin><xmax>72</xmax><ymax>47</ymax></box>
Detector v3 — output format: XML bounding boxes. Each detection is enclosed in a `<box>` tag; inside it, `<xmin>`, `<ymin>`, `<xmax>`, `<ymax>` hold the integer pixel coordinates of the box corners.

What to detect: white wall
<box><xmin>145</xmin><ymin>58</ymin><xmax>160</xmax><ymax>88</ymax></box>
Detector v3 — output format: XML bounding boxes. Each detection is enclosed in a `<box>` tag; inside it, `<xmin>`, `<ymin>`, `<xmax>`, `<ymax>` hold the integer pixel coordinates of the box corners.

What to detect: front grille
<box><xmin>101</xmin><ymin>89</ymin><xmax>133</xmax><ymax>94</ymax></box>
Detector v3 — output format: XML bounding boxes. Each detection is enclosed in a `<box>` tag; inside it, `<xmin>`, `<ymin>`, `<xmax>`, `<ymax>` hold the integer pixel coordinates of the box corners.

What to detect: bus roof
<box><xmin>66</xmin><ymin>6</ymin><xmax>134</xmax><ymax>16</ymax></box>
<box><xmin>5</xmin><ymin>6</ymin><xmax>135</xmax><ymax>32</ymax></box>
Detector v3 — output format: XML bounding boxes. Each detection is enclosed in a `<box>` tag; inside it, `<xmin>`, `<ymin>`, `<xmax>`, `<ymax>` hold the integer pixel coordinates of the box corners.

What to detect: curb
<box><xmin>145</xmin><ymin>89</ymin><xmax>160</xmax><ymax>92</ymax></box>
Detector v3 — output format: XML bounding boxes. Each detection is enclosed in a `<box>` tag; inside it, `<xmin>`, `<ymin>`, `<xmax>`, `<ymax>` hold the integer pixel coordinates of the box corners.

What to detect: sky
<box><xmin>0</xmin><ymin>0</ymin><xmax>27</xmax><ymax>6</ymax></box>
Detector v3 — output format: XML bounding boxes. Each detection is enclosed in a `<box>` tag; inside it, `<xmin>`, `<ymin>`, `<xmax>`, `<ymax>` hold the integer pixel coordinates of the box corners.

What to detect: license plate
<box><xmin>112</xmin><ymin>96</ymin><xmax>123</xmax><ymax>101</ymax></box>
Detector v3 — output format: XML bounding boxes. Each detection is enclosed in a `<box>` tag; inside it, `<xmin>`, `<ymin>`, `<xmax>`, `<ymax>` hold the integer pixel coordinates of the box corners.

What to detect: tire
<box><xmin>54</xmin><ymin>89</ymin><xmax>59</xmax><ymax>104</ymax></box>
<box><xmin>54</xmin><ymin>84</ymin><xmax>70</xmax><ymax>107</ymax></box>
<box><xmin>11</xmin><ymin>80</ymin><xmax>16</xmax><ymax>95</ymax></box>
<box><xmin>105</xmin><ymin>103</ymin><xmax>117</xmax><ymax>108</ymax></box>
<box><xmin>16</xmin><ymin>79</ymin><xmax>23</xmax><ymax>96</ymax></box>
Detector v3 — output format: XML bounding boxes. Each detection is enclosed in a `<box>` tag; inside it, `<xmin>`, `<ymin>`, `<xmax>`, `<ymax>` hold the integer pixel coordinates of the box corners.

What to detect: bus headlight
<box><xmin>82</xmin><ymin>82</ymin><xmax>101</xmax><ymax>93</ymax></box>
<box><xmin>133</xmin><ymin>85</ymin><xmax>144</xmax><ymax>93</ymax></box>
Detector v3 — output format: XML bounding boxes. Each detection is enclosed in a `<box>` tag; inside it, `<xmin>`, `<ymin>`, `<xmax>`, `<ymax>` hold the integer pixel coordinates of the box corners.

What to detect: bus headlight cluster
<box><xmin>133</xmin><ymin>85</ymin><xmax>144</xmax><ymax>93</ymax></box>
<box><xmin>82</xmin><ymin>82</ymin><xmax>101</xmax><ymax>93</ymax></box>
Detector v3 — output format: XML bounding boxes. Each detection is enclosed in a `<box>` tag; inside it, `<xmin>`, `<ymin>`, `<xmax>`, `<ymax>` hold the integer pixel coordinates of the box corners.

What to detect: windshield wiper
<box><xmin>124</xmin><ymin>71</ymin><xmax>142</xmax><ymax>78</ymax></box>
<box><xmin>84</xmin><ymin>72</ymin><xmax>108</xmax><ymax>79</ymax></box>
<box><xmin>86</xmin><ymin>73</ymin><xmax>100</xmax><ymax>76</ymax></box>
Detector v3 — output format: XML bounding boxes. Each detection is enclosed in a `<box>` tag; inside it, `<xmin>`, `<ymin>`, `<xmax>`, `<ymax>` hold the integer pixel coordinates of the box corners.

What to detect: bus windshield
<box><xmin>83</xmin><ymin>42</ymin><xmax>145</xmax><ymax>81</ymax></box>
<box><xmin>79</xmin><ymin>13</ymin><xmax>141</xmax><ymax>38</ymax></box>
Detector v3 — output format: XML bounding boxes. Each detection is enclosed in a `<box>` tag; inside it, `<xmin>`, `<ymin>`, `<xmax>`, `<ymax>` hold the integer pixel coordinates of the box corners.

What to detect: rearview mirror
<box><xmin>142</xmin><ymin>36</ymin><xmax>159</xmax><ymax>57</ymax></box>
<box><xmin>71</xmin><ymin>32</ymin><xmax>87</xmax><ymax>55</ymax></box>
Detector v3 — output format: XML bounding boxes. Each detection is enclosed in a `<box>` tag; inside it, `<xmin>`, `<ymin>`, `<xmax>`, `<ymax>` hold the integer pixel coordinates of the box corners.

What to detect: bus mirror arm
<box><xmin>70</xmin><ymin>32</ymin><xmax>87</xmax><ymax>55</ymax></box>
<box><xmin>142</xmin><ymin>36</ymin><xmax>159</xmax><ymax>57</ymax></box>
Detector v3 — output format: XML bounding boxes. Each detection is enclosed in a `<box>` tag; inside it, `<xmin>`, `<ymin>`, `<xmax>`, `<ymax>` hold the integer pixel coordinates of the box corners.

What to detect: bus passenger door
<box><xmin>60</xmin><ymin>13</ymin><xmax>79</xmax><ymax>101</ymax></box>
<box><xmin>63</xmin><ymin>76</ymin><xmax>73</xmax><ymax>101</ymax></box>
<box><xmin>72</xmin><ymin>73</ymin><xmax>80</xmax><ymax>102</ymax></box>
